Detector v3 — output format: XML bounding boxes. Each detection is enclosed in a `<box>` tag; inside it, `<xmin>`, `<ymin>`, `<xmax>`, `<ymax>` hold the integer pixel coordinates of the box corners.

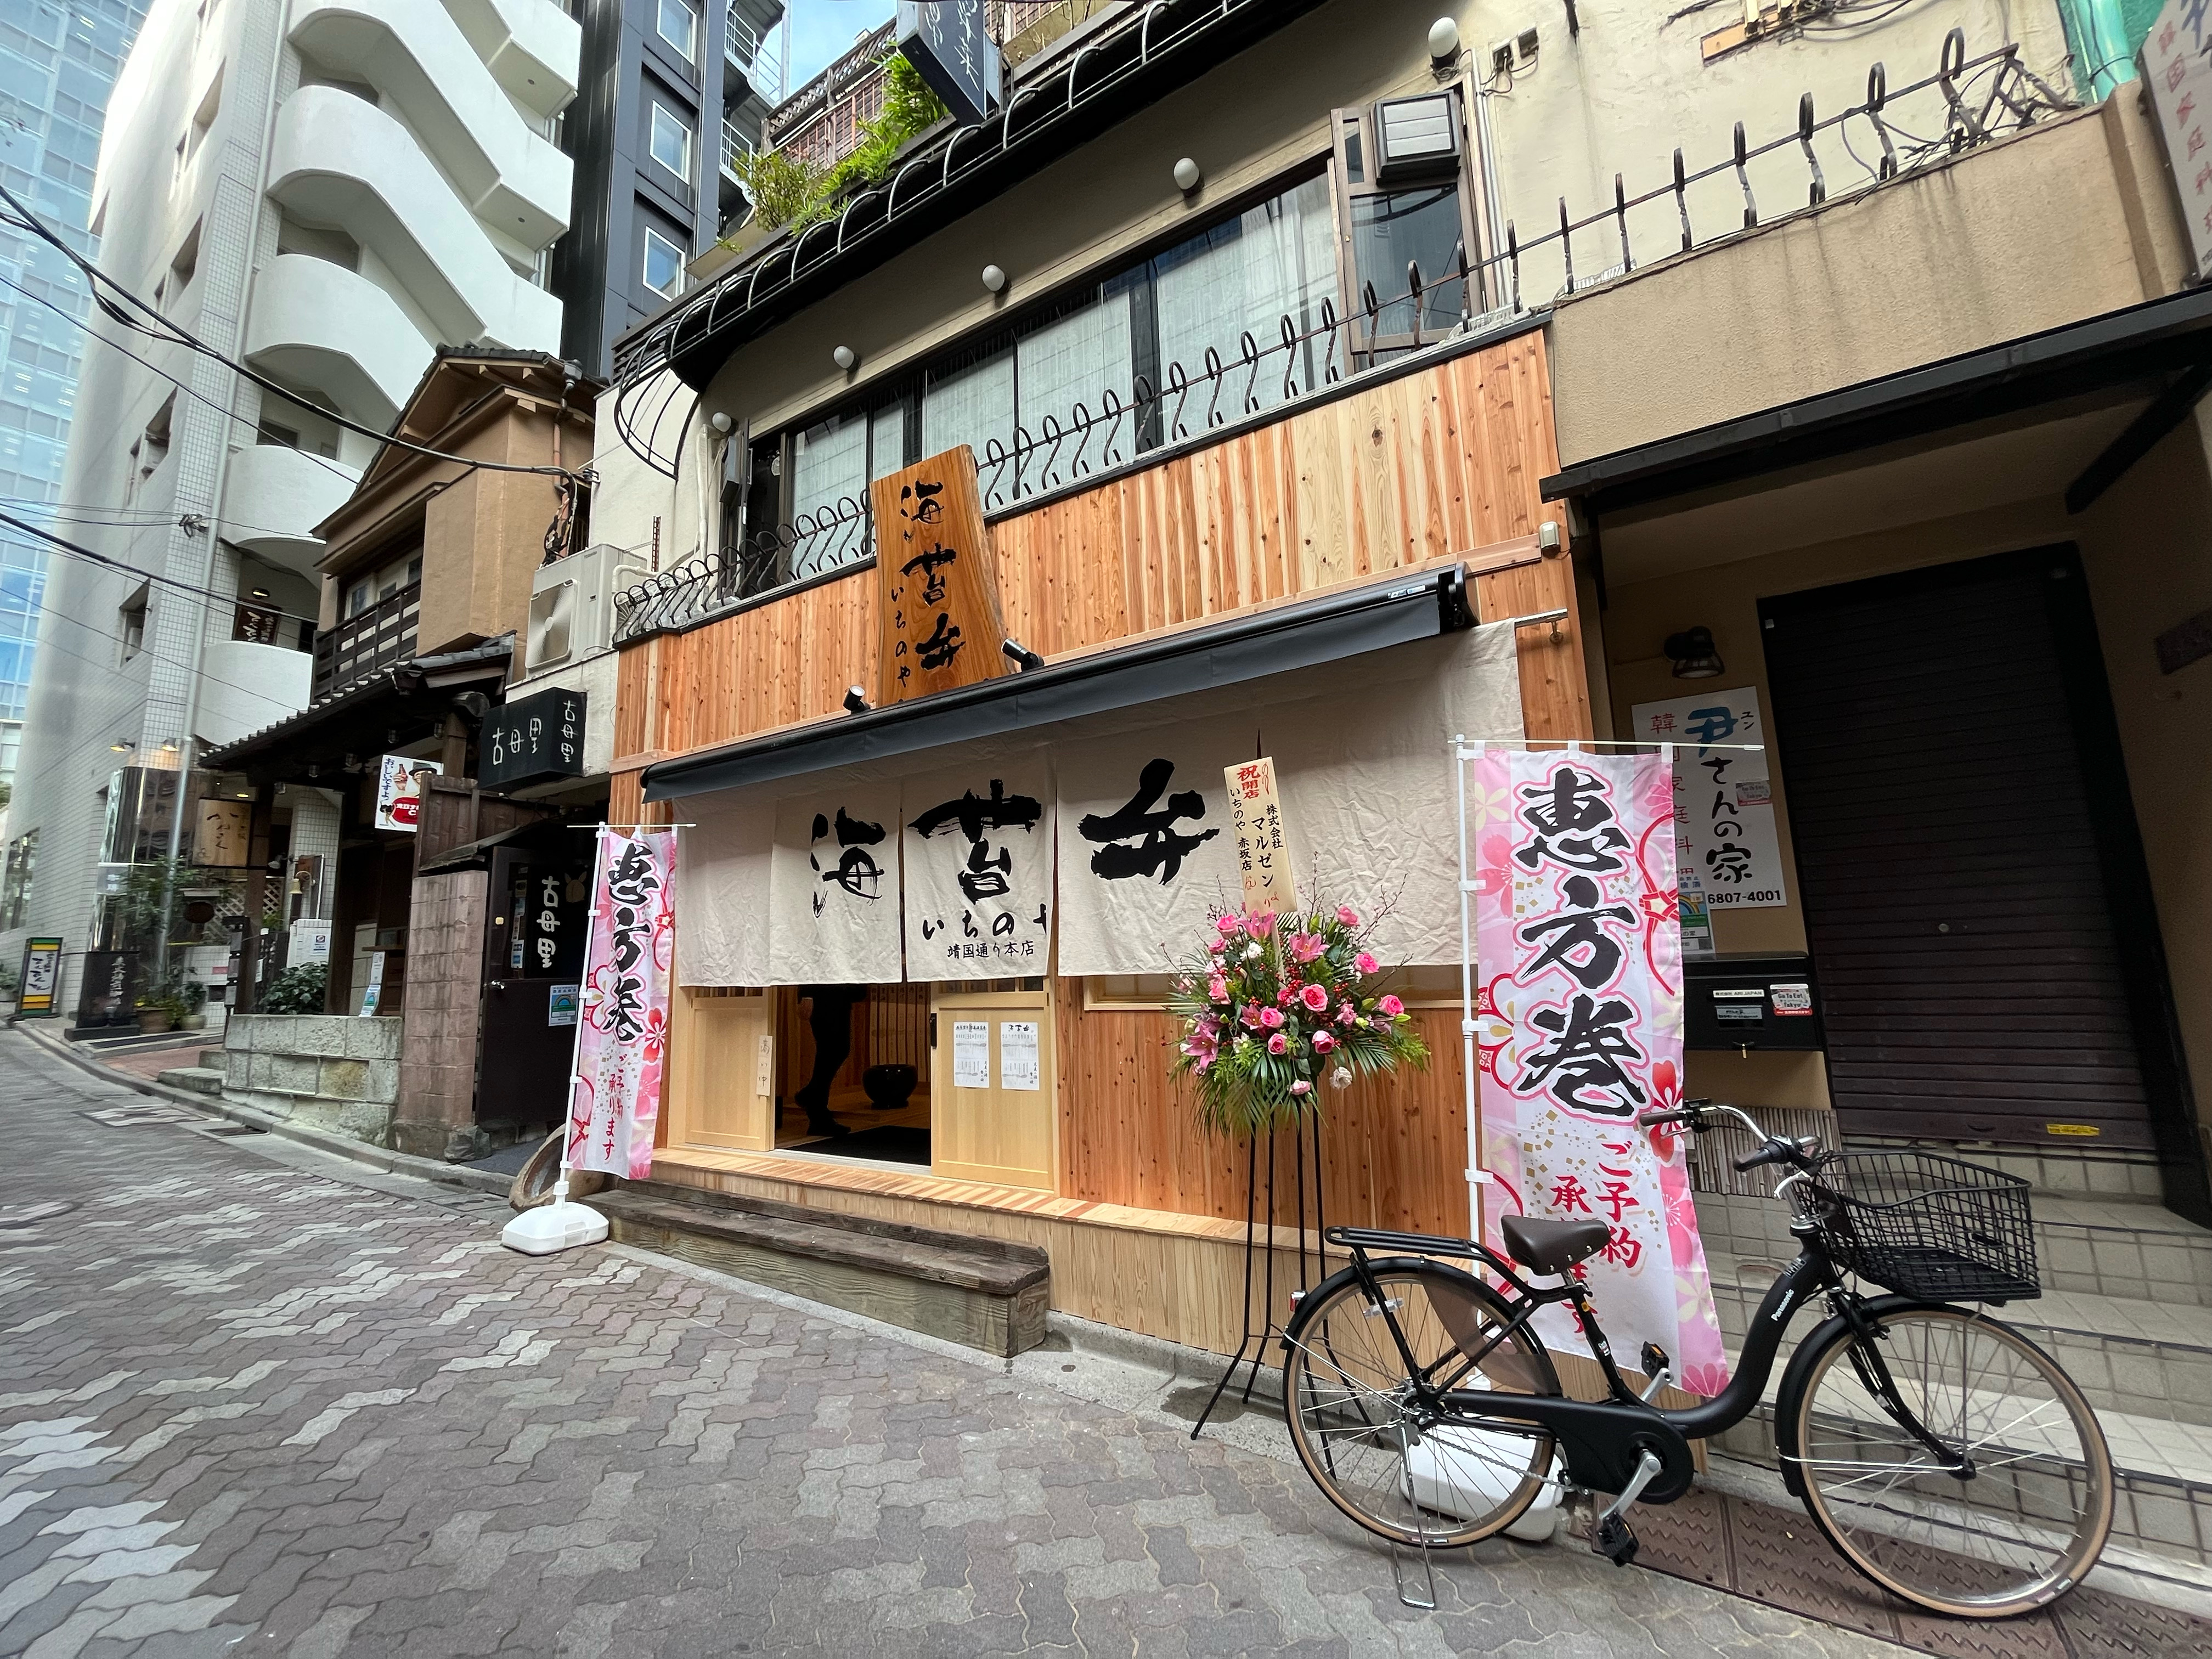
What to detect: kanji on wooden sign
<box><xmin>1224</xmin><ymin>756</ymin><xmax>1299</xmax><ymax>917</ymax></box>
<box><xmin>871</xmin><ymin>446</ymin><xmax>1009</xmax><ymax>707</ymax></box>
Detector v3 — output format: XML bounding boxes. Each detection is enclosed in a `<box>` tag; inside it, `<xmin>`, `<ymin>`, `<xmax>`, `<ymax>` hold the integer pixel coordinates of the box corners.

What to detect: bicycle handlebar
<box><xmin>1638</xmin><ymin>1101</ymin><xmax>1822</xmax><ymax>1172</ymax></box>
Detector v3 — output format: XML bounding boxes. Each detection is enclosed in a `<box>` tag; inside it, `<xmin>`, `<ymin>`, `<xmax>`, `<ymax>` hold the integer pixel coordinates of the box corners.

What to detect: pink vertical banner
<box><xmin>1472</xmin><ymin>749</ymin><xmax>1728</xmax><ymax>1395</ymax></box>
<box><xmin>567</xmin><ymin>827</ymin><xmax>678</xmax><ymax>1180</ymax></box>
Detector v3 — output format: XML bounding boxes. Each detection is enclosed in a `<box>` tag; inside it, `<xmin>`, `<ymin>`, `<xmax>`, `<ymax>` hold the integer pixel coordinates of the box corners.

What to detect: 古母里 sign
<box><xmin>871</xmin><ymin>448</ymin><xmax>1009</xmax><ymax>707</ymax></box>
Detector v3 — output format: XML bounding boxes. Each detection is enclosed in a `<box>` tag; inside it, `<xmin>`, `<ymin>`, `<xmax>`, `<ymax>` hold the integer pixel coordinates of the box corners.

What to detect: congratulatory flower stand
<box><xmin>1171</xmin><ymin>901</ymin><xmax>1429</xmax><ymax>1436</ymax></box>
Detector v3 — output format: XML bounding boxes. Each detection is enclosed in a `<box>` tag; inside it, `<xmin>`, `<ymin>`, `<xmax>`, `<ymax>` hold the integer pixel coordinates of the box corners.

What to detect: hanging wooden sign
<box><xmin>1224</xmin><ymin>756</ymin><xmax>1299</xmax><ymax>917</ymax></box>
<box><xmin>871</xmin><ymin>445</ymin><xmax>1008</xmax><ymax>708</ymax></box>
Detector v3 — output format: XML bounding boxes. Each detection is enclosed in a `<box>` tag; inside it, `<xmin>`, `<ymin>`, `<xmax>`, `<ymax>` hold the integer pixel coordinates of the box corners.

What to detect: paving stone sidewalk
<box><xmin>0</xmin><ymin>1030</ymin><xmax>1915</xmax><ymax>1658</ymax></box>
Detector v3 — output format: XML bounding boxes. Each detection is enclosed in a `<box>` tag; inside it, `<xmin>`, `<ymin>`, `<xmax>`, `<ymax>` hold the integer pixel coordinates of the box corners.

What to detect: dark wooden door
<box><xmin>1760</xmin><ymin>551</ymin><xmax>2158</xmax><ymax>1149</ymax></box>
<box><xmin>475</xmin><ymin>843</ymin><xmax>592</xmax><ymax>1130</ymax></box>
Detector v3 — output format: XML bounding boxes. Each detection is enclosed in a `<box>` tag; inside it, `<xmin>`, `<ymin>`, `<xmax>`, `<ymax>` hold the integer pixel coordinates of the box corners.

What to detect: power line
<box><xmin>0</xmin><ymin>511</ymin><xmax>322</xmax><ymax>630</ymax></box>
<box><xmin>0</xmin><ymin>265</ymin><xmax>365</xmax><ymax>490</ymax></box>
<box><xmin>0</xmin><ymin>182</ymin><xmax>584</xmax><ymax>482</ymax></box>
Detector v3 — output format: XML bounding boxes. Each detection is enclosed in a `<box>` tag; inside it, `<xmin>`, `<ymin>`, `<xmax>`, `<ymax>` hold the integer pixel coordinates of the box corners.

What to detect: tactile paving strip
<box><xmin>1630</xmin><ymin>1491</ymin><xmax>2212</xmax><ymax>1657</ymax></box>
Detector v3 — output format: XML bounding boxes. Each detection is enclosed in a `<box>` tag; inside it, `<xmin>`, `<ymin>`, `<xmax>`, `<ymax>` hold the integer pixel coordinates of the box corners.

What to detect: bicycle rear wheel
<box><xmin>1281</xmin><ymin>1260</ymin><xmax>1560</xmax><ymax>1548</ymax></box>
<box><xmin>1785</xmin><ymin>1303</ymin><xmax>2113</xmax><ymax>1618</ymax></box>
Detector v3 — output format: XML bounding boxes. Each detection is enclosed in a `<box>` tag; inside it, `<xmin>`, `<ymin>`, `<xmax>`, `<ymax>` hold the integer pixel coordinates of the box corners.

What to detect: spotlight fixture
<box><xmin>1172</xmin><ymin>157</ymin><xmax>1201</xmax><ymax>193</ymax></box>
<box><xmin>1001</xmin><ymin>637</ymin><xmax>1045</xmax><ymax>672</ymax></box>
<box><xmin>1663</xmin><ymin>626</ymin><xmax>1726</xmax><ymax>680</ymax></box>
<box><xmin>832</xmin><ymin>345</ymin><xmax>856</xmax><ymax>372</ymax></box>
<box><xmin>110</xmin><ymin>740</ymin><xmax>133</xmax><ymax>752</ymax></box>
<box><xmin>250</xmin><ymin>586</ymin><xmax>271</xmax><ymax>598</ymax></box>
<box><xmin>843</xmin><ymin>685</ymin><xmax>871</xmax><ymax>714</ymax></box>
<box><xmin>981</xmin><ymin>264</ymin><xmax>1007</xmax><ymax>294</ymax></box>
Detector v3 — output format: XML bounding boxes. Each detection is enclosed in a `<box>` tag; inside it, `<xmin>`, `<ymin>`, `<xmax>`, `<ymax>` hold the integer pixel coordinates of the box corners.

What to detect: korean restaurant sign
<box><xmin>1628</xmin><ymin>687</ymin><xmax>1786</xmax><ymax>910</ymax></box>
<box><xmin>2146</xmin><ymin>0</ymin><xmax>2212</xmax><ymax>281</ymax></box>
<box><xmin>1471</xmin><ymin>748</ymin><xmax>1728</xmax><ymax>1394</ymax></box>
<box><xmin>871</xmin><ymin>447</ymin><xmax>1009</xmax><ymax>707</ymax></box>
<box><xmin>483</xmin><ymin>685</ymin><xmax>586</xmax><ymax>789</ymax></box>
<box><xmin>373</xmin><ymin>754</ymin><xmax>442</xmax><ymax>832</ymax></box>
<box><xmin>568</xmin><ymin>828</ymin><xmax>678</xmax><ymax>1179</ymax></box>
<box><xmin>1225</xmin><ymin>757</ymin><xmax>1299</xmax><ymax>918</ymax></box>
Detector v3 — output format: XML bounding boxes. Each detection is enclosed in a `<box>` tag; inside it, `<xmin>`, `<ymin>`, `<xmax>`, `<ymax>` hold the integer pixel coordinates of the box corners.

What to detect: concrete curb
<box><xmin>17</xmin><ymin>1023</ymin><xmax>514</xmax><ymax>1200</ymax></box>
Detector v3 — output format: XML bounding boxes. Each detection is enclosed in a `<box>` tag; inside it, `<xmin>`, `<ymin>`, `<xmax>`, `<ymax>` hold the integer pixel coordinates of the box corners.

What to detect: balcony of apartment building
<box><xmin>723</xmin><ymin>2</ymin><xmax>785</xmax><ymax>108</ymax></box>
<box><xmin>313</xmin><ymin>549</ymin><xmax>421</xmax><ymax>702</ymax></box>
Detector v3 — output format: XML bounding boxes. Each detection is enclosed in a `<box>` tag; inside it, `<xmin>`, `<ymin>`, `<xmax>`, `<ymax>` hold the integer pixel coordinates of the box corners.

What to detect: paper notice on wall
<box><xmin>1224</xmin><ymin>757</ymin><xmax>1299</xmax><ymax>918</ymax></box>
<box><xmin>952</xmin><ymin>1020</ymin><xmax>990</xmax><ymax>1088</ymax></box>
<box><xmin>1627</xmin><ymin>687</ymin><xmax>1787</xmax><ymax>910</ymax></box>
<box><xmin>1000</xmin><ymin>1020</ymin><xmax>1040</xmax><ymax>1090</ymax></box>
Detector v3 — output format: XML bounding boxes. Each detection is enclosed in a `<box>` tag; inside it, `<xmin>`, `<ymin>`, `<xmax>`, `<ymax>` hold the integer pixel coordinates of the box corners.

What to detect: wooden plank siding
<box><xmin>616</xmin><ymin>332</ymin><xmax>1590</xmax><ymax>1245</ymax></box>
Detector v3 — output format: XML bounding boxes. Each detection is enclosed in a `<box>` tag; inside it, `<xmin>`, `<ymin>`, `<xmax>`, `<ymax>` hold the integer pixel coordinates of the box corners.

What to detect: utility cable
<box><xmin>0</xmin><ymin>183</ymin><xmax>582</xmax><ymax>481</ymax></box>
<box><xmin>0</xmin><ymin>511</ymin><xmax>323</xmax><ymax>631</ymax></box>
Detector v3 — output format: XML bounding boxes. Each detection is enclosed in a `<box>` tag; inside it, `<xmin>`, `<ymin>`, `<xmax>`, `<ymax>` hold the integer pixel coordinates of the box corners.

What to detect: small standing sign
<box><xmin>1224</xmin><ymin>757</ymin><xmax>1299</xmax><ymax>917</ymax></box>
<box><xmin>15</xmin><ymin>937</ymin><xmax>61</xmax><ymax>1018</ymax></box>
<box><xmin>871</xmin><ymin>447</ymin><xmax>1009</xmax><ymax>708</ymax></box>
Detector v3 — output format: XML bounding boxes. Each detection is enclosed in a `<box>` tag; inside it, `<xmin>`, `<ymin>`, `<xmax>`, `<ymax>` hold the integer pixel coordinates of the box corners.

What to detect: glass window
<box><xmin>1012</xmin><ymin>290</ymin><xmax>1132</xmax><ymax>493</ymax></box>
<box><xmin>1154</xmin><ymin>174</ymin><xmax>1336</xmax><ymax>420</ymax></box>
<box><xmin>1350</xmin><ymin>185</ymin><xmax>1468</xmax><ymax>341</ymax></box>
<box><xmin>648</xmin><ymin>104</ymin><xmax>692</xmax><ymax>180</ymax></box>
<box><xmin>921</xmin><ymin>342</ymin><xmax>1015</xmax><ymax>482</ymax></box>
<box><xmin>788</xmin><ymin>411</ymin><xmax>869</xmax><ymax>579</ymax></box>
<box><xmin>655</xmin><ymin>0</ymin><xmax>695</xmax><ymax>59</ymax></box>
<box><xmin>642</xmin><ymin>227</ymin><xmax>684</xmax><ymax>298</ymax></box>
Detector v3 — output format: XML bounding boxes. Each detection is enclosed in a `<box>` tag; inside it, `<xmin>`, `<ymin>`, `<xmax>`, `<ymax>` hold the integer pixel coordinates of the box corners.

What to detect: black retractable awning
<box><xmin>642</xmin><ymin>564</ymin><xmax>1473</xmax><ymax>802</ymax></box>
<box><xmin>1541</xmin><ymin>284</ymin><xmax>2212</xmax><ymax>517</ymax></box>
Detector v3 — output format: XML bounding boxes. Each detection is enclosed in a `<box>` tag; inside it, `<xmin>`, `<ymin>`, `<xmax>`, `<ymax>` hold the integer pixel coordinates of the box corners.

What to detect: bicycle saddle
<box><xmin>1500</xmin><ymin>1212</ymin><xmax>1610</xmax><ymax>1275</ymax></box>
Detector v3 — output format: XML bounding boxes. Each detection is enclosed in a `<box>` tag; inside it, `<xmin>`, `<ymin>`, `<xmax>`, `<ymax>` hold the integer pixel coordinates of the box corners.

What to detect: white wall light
<box><xmin>1429</xmin><ymin>16</ymin><xmax>1461</xmax><ymax>60</ymax></box>
<box><xmin>981</xmin><ymin>264</ymin><xmax>1008</xmax><ymax>294</ymax></box>
<box><xmin>1172</xmin><ymin>157</ymin><xmax>1201</xmax><ymax>193</ymax></box>
<box><xmin>832</xmin><ymin>345</ymin><xmax>856</xmax><ymax>371</ymax></box>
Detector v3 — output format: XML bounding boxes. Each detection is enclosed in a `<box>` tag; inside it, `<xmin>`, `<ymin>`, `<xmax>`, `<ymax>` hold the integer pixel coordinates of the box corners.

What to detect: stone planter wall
<box><xmin>223</xmin><ymin>1013</ymin><xmax>403</xmax><ymax>1144</ymax></box>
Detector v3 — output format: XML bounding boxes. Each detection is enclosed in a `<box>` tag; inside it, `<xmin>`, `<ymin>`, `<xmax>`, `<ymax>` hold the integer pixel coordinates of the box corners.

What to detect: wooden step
<box><xmin>594</xmin><ymin>1181</ymin><xmax>1050</xmax><ymax>1358</ymax></box>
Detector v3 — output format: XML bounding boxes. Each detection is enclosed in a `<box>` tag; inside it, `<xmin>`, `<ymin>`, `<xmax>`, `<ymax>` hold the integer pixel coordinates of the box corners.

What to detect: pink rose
<box><xmin>1290</xmin><ymin>1078</ymin><xmax>1312</xmax><ymax>1096</ymax></box>
<box><xmin>1299</xmin><ymin>983</ymin><xmax>1328</xmax><ymax>1012</ymax></box>
<box><xmin>1216</xmin><ymin>915</ymin><xmax>1240</xmax><ymax>936</ymax></box>
<box><xmin>1267</xmin><ymin>1032</ymin><xmax>1288</xmax><ymax>1056</ymax></box>
<box><xmin>1336</xmin><ymin>906</ymin><xmax>1359</xmax><ymax>927</ymax></box>
<box><xmin>1355</xmin><ymin>952</ymin><xmax>1379</xmax><ymax>975</ymax></box>
<box><xmin>1207</xmin><ymin>976</ymin><xmax>1228</xmax><ymax>1003</ymax></box>
<box><xmin>1311</xmin><ymin>1030</ymin><xmax>1336</xmax><ymax>1054</ymax></box>
<box><xmin>1289</xmin><ymin>932</ymin><xmax>1324</xmax><ymax>963</ymax></box>
<box><xmin>1260</xmin><ymin>1006</ymin><xmax>1285</xmax><ymax>1029</ymax></box>
<box><xmin>1379</xmin><ymin>994</ymin><xmax>1404</xmax><ymax>1017</ymax></box>
<box><xmin>1246</xmin><ymin>911</ymin><xmax>1277</xmax><ymax>939</ymax></box>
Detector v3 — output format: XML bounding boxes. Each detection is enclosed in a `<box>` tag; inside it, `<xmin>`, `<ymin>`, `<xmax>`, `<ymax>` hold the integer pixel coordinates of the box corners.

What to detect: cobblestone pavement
<box><xmin>0</xmin><ymin>1032</ymin><xmax>1914</xmax><ymax>1658</ymax></box>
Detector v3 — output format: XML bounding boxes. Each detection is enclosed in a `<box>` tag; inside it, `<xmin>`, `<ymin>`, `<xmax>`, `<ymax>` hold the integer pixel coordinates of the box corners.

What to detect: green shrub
<box><xmin>261</xmin><ymin>961</ymin><xmax>327</xmax><ymax>1014</ymax></box>
<box><xmin>735</xmin><ymin>52</ymin><xmax>948</xmax><ymax>233</ymax></box>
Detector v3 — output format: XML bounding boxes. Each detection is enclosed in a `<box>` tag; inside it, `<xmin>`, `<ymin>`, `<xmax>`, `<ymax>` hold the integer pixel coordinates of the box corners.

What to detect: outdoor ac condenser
<box><xmin>526</xmin><ymin>543</ymin><xmax>650</xmax><ymax>674</ymax></box>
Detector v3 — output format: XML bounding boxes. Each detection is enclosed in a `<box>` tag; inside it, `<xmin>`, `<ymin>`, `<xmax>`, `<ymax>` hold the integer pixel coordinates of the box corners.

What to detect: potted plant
<box><xmin>133</xmin><ymin>996</ymin><xmax>174</xmax><ymax>1034</ymax></box>
<box><xmin>1169</xmin><ymin>902</ymin><xmax>1429</xmax><ymax>1137</ymax></box>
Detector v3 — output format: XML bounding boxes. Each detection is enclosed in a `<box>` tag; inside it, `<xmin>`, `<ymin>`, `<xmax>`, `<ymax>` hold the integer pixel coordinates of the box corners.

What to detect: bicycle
<box><xmin>1277</xmin><ymin>1100</ymin><xmax>2115</xmax><ymax>1620</ymax></box>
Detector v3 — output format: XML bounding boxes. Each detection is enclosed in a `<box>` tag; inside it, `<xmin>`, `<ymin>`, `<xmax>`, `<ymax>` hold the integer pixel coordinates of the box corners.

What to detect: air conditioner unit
<box><xmin>1373</xmin><ymin>93</ymin><xmax>1461</xmax><ymax>184</ymax></box>
<box><xmin>525</xmin><ymin>543</ymin><xmax>652</xmax><ymax>674</ymax></box>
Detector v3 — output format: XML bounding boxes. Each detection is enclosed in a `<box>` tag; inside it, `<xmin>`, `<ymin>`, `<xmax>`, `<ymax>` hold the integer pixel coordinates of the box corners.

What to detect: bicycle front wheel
<box><xmin>1785</xmin><ymin>1303</ymin><xmax>2113</xmax><ymax>1618</ymax></box>
<box><xmin>1282</xmin><ymin>1260</ymin><xmax>1560</xmax><ymax>1548</ymax></box>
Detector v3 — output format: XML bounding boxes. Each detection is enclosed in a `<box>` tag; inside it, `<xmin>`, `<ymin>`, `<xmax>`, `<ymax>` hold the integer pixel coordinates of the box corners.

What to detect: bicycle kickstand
<box><xmin>1592</xmin><ymin>1450</ymin><xmax>1663</xmax><ymax>1567</ymax></box>
<box><xmin>1390</xmin><ymin>1424</ymin><xmax>1440</xmax><ymax>1611</ymax></box>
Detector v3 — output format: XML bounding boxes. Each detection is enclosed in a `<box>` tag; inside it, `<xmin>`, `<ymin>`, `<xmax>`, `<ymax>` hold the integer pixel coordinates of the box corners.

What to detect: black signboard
<box><xmin>73</xmin><ymin>950</ymin><xmax>139</xmax><ymax>1030</ymax></box>
<box><xmin>482</xmin><ymin>686</ymin><xmax>586</xmax><ymax>789</ymax></box>
<box><xmin>896</xmin><ymin>0</ymin><xmax>999</xmax><ymax>127</ymax></box>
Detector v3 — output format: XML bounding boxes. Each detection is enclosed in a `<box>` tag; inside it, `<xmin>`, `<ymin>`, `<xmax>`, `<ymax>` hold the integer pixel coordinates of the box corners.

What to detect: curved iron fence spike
<box><xmin>1672</xmin><ymin>148</ymin><xmax>1692</xmax><ymax>251</ymax></box>
<box><xmin>1733</xmin><ymin>120</ymin><xmax>1758</xmax><ymax>228</ymax></box>
<box><xmin>1864</xmin><ymin>63</ymin><xmax>1898</xmax><ymax>180</ymax></box>
<box><xmin>1558</xmin><ymin>197</ymin><xmax>1575</xmax><ymax>294</ymax></box>
<box><xmin>1202</xmin><ymin>346</ymin><xmax>1228</xmax><ymax>428</ymax></box>
<box><xmin>1798</xmin><ymin>93</ymin><xmax>1826</xmax><ymax>206</ymax></box>
<box><xmin>1238</xmin><ymin>329</ymin><xmax>1264</xmax><ymax>414</ymax></box>
<box><xmin>1612</xmin><ymin>174</ymin><xmax>1632</xmax><ymax>272</ymax></box>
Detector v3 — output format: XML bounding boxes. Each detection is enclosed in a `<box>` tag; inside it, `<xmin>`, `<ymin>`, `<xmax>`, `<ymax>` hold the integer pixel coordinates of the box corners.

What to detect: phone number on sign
<box><xmin>1706</xmin><ymin>888</ymin><xmax>1785</xmax><ymax>907</ymax></box>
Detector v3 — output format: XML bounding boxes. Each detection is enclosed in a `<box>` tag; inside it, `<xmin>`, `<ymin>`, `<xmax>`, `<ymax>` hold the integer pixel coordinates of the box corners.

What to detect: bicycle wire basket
<box><xmin>1796</xmin><ymin>1149</ymin><xmax>2040</xmax><ymax>1303</ymax></box>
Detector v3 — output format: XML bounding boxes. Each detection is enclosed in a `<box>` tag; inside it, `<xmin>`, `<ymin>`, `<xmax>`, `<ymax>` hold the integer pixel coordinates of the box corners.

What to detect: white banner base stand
<box><xmin>500</xmin><ymin>1179</ymin><xmax>609</xmax><ymax>1255</ymax></box>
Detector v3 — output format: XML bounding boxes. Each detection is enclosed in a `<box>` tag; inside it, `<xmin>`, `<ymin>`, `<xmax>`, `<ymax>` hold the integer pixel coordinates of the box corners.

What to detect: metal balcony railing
<box><xmin>725</xmin><ymin>6</ymin><xmax>786</xmax><ymax>101</ymax></box>
<box><xmin>721</xmin><ymin>117</ymin><xmax>753</xmax><ymax>182</ymax></box>
<box><xmin>313</xmin><ymin>579</ymin><xmax>419</xmax><ymax>700</ymax></box>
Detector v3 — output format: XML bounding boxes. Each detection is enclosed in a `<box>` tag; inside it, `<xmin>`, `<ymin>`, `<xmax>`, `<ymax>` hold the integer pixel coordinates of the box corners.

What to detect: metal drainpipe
<box><xmin>154</xmin><ymin>0</ymin><xmax>298</xmax><ymax>997</ymax></box>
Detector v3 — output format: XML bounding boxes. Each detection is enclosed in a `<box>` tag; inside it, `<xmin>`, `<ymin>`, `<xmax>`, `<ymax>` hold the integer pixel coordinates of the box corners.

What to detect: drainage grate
<box><xmin>77</xmin><ymin>1103</ymin><xmax>211</xmax><ymax>1128</ymax></box>
<box><xmin>192</xmin><ymin>1121</ymin><xmax>266</xmax><ymax>1139</ymax></box>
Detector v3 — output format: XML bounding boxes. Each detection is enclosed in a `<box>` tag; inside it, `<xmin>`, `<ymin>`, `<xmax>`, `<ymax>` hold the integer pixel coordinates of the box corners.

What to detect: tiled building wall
<box><xmin>394</xmin><ymin>868</ymin><xmax>487</xmax><ymax>1161</ymax></box>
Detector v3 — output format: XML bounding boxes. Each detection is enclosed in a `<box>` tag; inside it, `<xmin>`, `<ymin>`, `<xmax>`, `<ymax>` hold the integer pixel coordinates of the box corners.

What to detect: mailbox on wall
<box><xmin>1683</xmin><ymin>953</ymin><xmax>1826</xmax><ymax>1052</ymax></box>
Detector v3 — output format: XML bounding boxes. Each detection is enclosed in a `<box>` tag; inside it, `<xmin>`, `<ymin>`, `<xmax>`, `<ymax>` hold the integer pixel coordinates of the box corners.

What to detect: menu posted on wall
<box><xmin>952</xmin><ymin>1020</ymin><xmax>991</xmax><ymax>1088</ymax></box>
<box><xmin>999</xmin><ymin>1020</ymin><xmax>1040</xmax><ymax>1091</ymax></box>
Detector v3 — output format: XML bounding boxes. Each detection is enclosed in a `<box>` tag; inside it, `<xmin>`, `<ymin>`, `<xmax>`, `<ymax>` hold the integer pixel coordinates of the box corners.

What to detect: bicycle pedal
<box><xmin>1592</xmin><ymin>1514</ymin><xmax>1640</xmax><ymax>1566</ymax></box>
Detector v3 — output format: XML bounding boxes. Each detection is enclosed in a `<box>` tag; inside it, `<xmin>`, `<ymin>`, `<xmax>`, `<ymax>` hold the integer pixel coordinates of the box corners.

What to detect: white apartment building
<box><xmin>4</xmin><ymin>0</ymin><xmax>578</xmax><ymax>1015</ymax></box>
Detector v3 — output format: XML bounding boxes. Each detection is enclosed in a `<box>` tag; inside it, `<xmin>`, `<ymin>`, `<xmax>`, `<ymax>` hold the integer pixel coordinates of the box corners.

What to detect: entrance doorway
<box><xmin>1760</xmin><ymin>548</ymin><xmax>2179</xmax><ymax>1153</ymax></box>
<box><xmin>774</xmin><ymin>983</ymin><xmax>934</xmax><ymax>1164</ymax></box>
